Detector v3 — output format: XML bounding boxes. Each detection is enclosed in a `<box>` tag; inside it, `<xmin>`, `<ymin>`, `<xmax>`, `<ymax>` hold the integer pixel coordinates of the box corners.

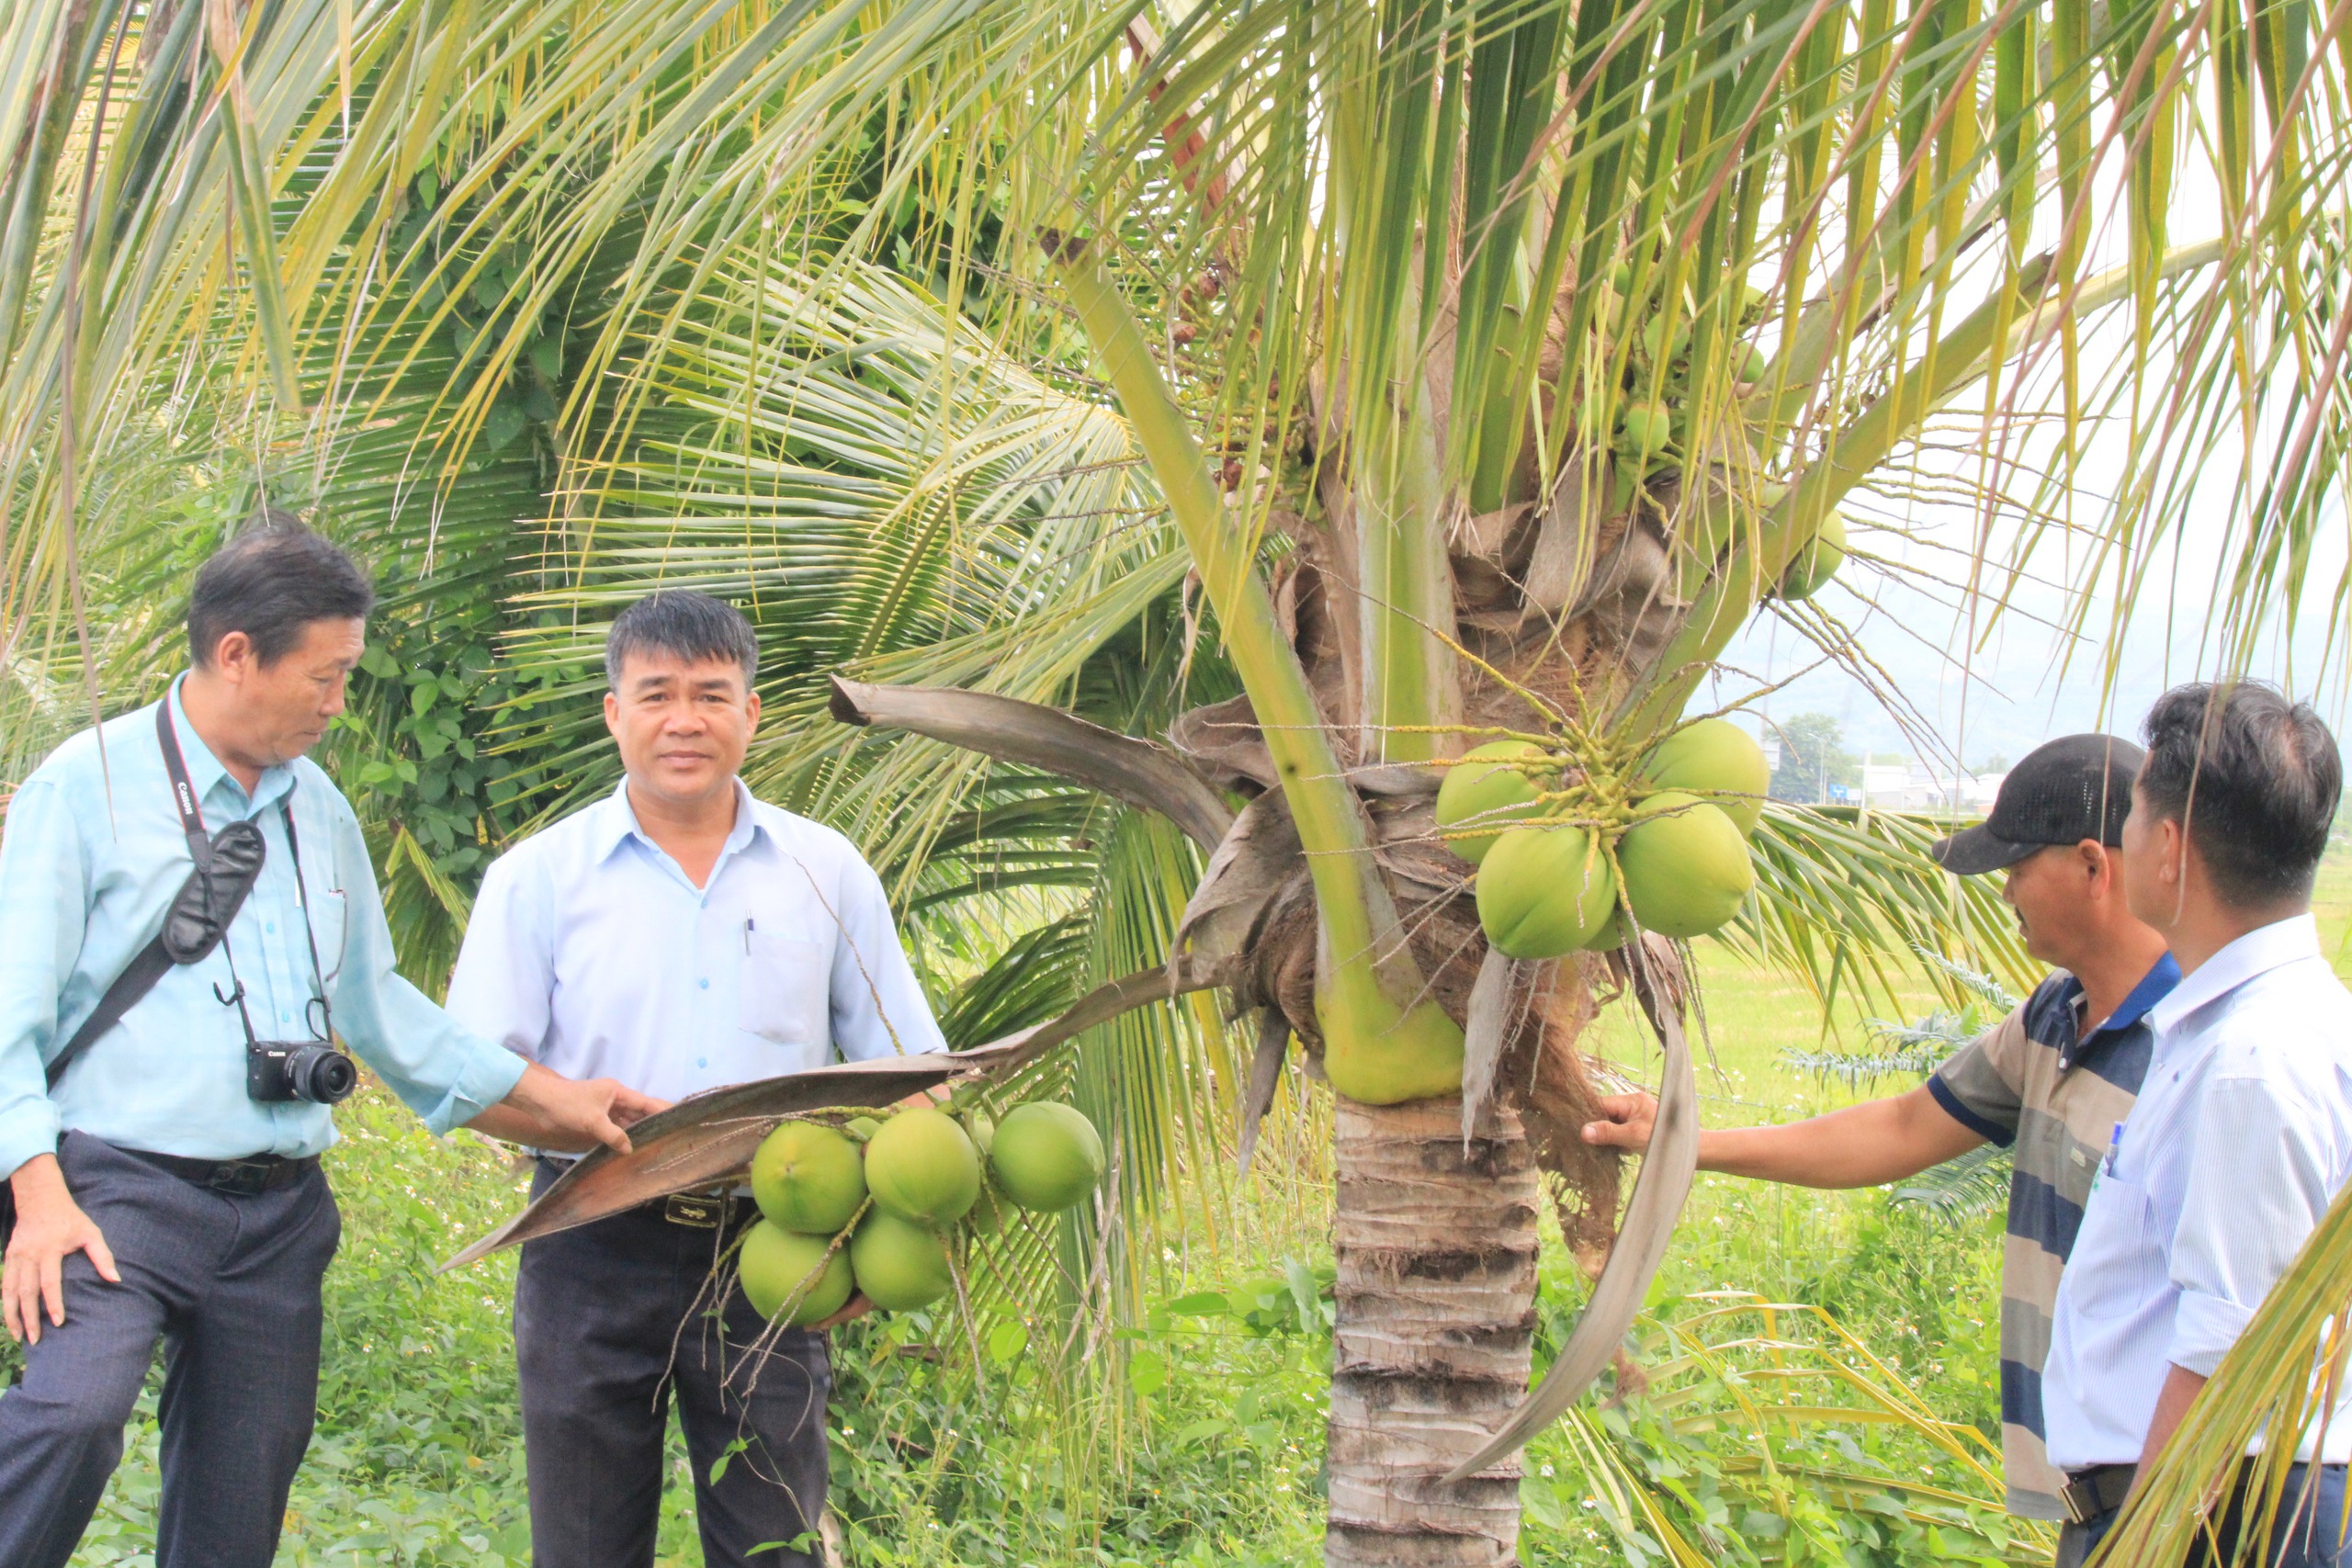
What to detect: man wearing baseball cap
<box><xmin>1582</xmin><ymin>733</ymin><xmax>2176</xmax><ymax>1522</ymax></box>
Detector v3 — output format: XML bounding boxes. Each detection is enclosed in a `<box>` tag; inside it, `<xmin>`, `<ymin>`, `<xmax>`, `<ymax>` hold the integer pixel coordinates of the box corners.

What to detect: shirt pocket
<box><xmin>740</xmin><ymin>931</ymin><xmax>831</xmax><ymax>1050</ymax></box>
<box><xmin>2064</xmin><ymin>1170</ymin><xmax>2166</xmax><ymax>1319</ymax></box>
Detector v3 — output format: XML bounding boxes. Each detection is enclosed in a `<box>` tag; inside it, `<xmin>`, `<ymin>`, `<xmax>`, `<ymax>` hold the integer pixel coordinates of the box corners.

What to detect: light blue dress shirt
<box><xmin>2043</xmin><ymin>913</ymin><xmax>2352</xmax><ymax>1468</ymax></box>
<box><xmin>0</xmin><ymin>679</ymin><xmax>530</xmax><ymax>1178</ymax></box>
<box><xmin>445</xmin><ymin>778</ymin><xmax>945</xmax><ymax>1106</ymax></box>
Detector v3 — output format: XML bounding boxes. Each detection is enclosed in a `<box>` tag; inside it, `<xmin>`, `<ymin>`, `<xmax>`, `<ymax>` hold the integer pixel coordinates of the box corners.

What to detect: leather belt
<box><xmin>534</xmin><ymin>1157</ymin><xmax>745</xmax><ymax>1230</ymax></box>
<box><xmin>2061</xmin><ymin>1463</ymin><xmax>2137</xmax><ymax>1526</ymax></box>
<box><xmin>118</xmin><ymin>1145</ymin><xmax>318</xmax><ymax>1198</ymax></box>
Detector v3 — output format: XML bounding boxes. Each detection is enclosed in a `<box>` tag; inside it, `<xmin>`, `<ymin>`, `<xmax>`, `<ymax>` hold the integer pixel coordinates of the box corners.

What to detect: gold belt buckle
<box><xmin>662</xmin><ymin>1191</ymin><xmax>726</xmax><ymax>1229</ymax></box>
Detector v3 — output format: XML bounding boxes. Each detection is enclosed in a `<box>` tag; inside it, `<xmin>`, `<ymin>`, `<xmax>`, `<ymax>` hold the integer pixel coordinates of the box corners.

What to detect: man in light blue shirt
<box><xmin>0</xmin><ymin>521</ymin><xmax>663</xmax><ymax>1568</ymax></box>
<box><xmin>447</xmin><ymin>590</ymin><xmax>945</xmax><ymax>1568</ymax></box>
<box><xmin>2042</xmin><ymin>681</ymin><xmax>2352</xmax><ymax>1567</ymax></box>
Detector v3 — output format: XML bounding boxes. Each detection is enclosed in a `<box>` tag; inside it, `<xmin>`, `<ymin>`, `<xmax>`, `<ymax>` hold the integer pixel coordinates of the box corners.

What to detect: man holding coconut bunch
<box><xmin>1580</xmin><ymin>732</ymin><xmax>2177</xmax><ymax>1525</ymax></box>
<box><xmin>447</xmin><ymin>590</ymin><xmax>947</xmax><ymax>1568</ymax></box>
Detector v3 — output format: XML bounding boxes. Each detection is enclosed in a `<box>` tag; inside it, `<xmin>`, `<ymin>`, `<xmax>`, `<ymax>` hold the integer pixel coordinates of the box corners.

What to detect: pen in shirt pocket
<box><xmin>744</xmin><ymin>917</ymin><xmax>754</xmax><ymax>954</ymax></box>
<box><xmin>2102</xmin><ymin>1120</ymin><xmax>2124</xmax><ymax>1176</ymax></box>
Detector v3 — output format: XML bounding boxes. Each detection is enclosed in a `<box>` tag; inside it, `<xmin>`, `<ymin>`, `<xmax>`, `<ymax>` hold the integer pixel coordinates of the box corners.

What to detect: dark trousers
<box><xmin>2056</xmin><ymin>1463</ymin><xmax>2352</xmax><ymax>1567</ymax></box>
<box><xmin>514</xmin><ymin>1163</ymin><xmax>831</xmax><ymax>1568</ymax></box>
<box><xmin>0</xmin><ymin>1132</ymin><xmax>341</xmax><ymax>1568</ymax></box>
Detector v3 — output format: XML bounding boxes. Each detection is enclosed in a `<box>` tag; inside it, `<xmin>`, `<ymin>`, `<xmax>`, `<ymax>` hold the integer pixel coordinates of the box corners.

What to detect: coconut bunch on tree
<box><xmin>9</xmin><ymin>0</ymin><xmax>2352</xmax><ymax>1561</ymax></box>
<box><xmin>1442</xmin><ymin>717</ymin><xmax>1772</xmax><ymax>959</ymax></box>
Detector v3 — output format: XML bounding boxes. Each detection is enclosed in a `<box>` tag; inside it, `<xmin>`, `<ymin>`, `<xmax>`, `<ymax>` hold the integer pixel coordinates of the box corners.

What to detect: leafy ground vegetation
<box><xmin>17</xmin><ymin>856</ymin><xmax>2349</xmax><ymax>1567</ymax></box>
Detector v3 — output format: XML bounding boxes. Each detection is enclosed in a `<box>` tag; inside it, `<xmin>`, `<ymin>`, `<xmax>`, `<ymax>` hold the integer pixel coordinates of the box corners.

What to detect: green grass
<box><xmin>22</xmin><ymin>848</ymin><xmax>2352</xmax><ymax>1564</ymax></box>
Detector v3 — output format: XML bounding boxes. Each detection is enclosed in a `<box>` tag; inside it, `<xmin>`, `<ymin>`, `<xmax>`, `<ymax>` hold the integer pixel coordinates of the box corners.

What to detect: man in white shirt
<box><xmin>2041</xmin><ymin>681</ymin><xmax>2352</xmax><ymax>1567</ymax></box>
<box><xmin>447</xmin><ymin>591</ymin><xmax>947</xmax><ymax>1568</ymax></box>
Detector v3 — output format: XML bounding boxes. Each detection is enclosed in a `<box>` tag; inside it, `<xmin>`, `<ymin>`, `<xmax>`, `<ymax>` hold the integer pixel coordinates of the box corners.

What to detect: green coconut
<box><xmin>1778</xmin><ymin>512</ymin><xmax>1848</xmax><ymax>601</ymax></box>
<box><xmin>1476</xmin><ymin>823</ymin><xmax>1620</xmax><ymax>959</ymax></box>
<box><xmin>989</xmin><ymin>1102</ymin><xmax>1106</xmax><ymax>1213</ymax></box>
<box><xmin>750</xmin><ymin>1121</ymin><xmax>867</xmax><ymax>1235</ymax></box>
<box><xmin>738</xmin><ymin>1221</ymin><xmax>854</xmax><ymax>1326</ymax></box>
<box><xmin>864</xmin><ymin>1106</ymin><xmax>981</xmax><ymax>1225</ymax></box>
<box><xmin>1435</xmin><ymin>741</ymin><xmax>1549</xmax><ymax>864</ymax></box>
<box><xmin>1641</xmin><ymin>718</ymin><xmax>1771</xmax><ymax>836</ymax></box>
<box><xmin>1620</xmin><ymin>402</ymin><xmax>1673</xmax><ymax>454</ymax></box>
<box><xmin>848</xmin><ymin>1211</ymin><xmax>955</xmax><ymax>1312</ymax></box>
<box><xmin>1639</xmin><ymin>316</ymin><xmax>1691</xmax><ymax>364</ymax></box>
<box><xmin>1618</xmin><ymin>792</ymin><xmax>1753</xmax><ymax>938</ymax></box>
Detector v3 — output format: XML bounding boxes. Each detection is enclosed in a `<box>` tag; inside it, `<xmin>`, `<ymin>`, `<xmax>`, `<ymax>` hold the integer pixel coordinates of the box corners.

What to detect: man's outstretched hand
<box><xmin>3</xmin><ymin>1154</ymin><xmax>119</xmax><ymax>1345</ymax></box>
<box><xmin>1581</xmin><ymin>1090</ymin><xmax>1662</xmax><ymax>1152</ymax></box>
<box><xmin>469</xmin><ymin>1062</ymin><xmax>670</xmax><ymax>1155</ymax></box>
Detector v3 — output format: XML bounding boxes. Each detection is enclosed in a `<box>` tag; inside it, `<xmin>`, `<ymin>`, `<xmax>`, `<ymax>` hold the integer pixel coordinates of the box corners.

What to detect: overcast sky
<box><xmin>1694</xmin><ymin>142</ymin><xmax>2350</xmax><ymax>774</ymax></box>
<box><xmin>1703</xmin><ymin>477</ymin><xmax>2350</xmax><ymax>770</ymax></box>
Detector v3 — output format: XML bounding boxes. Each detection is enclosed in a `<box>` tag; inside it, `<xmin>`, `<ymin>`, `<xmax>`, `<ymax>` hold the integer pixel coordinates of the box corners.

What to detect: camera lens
<box><xmin>288</xmin><ymin>1044</ymin><xmax>358</xmax><ymax>1104</ymax></box>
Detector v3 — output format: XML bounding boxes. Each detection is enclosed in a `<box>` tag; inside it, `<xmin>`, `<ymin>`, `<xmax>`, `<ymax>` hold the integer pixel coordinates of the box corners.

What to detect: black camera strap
<box><xmin>160</xmin><ymin>702</ymin><xmax>271</xmax><ymax>1053</ymax></box>
<box><xmin>40</xmin><ymin>700</ymin><xmax>328</xmax><ymax>1090</ymax></box>
<box><xmin>277</xmin><ymin>796</ymin><xmax>335</xmax><ymax>1043</ymax></box>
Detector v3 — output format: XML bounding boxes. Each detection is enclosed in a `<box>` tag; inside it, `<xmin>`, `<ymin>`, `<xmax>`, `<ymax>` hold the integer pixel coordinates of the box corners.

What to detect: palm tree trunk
<box><xmin>1326</xmin><ymin>1094</ymin><xmax>1540</xmax><ymax>1567</ymax></box>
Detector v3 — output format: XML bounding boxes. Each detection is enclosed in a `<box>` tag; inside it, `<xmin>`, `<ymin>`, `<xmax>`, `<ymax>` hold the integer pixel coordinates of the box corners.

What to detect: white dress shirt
<box><xmin>2043</xmin><ymin>914</ymin><xmax>2352</xmax><ymax>1469</ymax></box>
<box><xmin>447</xmin><ymin>778</ymin><xmax>946</xmax><ymax>1107</ymax></box>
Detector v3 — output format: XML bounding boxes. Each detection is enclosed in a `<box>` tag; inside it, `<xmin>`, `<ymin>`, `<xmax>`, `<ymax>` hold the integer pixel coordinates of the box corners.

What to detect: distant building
<box><xmin>1858</xmin><ymin>761</ymin><xmax>1907</xmax><ymax>805</ymax></box>
<box><xmin>1853</xmin><ymin>755</ymin><xmax>2005</xmax><ymax>815</ymax></box>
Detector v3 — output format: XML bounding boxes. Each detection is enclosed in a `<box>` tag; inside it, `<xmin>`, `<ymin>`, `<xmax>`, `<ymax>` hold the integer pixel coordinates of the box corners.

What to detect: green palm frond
<box><xmin>9</xmin><ymin>0</ymin><xmax>2339</xmax><ymax>1010</ymax></box>
<box><xmin>1786</xmin><ymin>968</ymin><xmax>2016</xmax><ymax>1086</ymax></box>
<box><xmin>1738</xmin><ymin>802</ymin><xmax>2033</xmax><ymax>1010</ymax></box>
<box><xmin>1889</xmin><ymin>1142</ymin><xmax>2013</xmax><ymax>1224</ymax></box>
<box><xmin>1565</xmin><ymin>1292</ymin><xmax>2052</xmax><ymax>1562</ymax></box>
<box><xmin>935</xmin><ymin>911</ymin><xmax>1094</xmax><ymax>1049</ymax></box>
<box><xmin>17</xmin><ymin>0</ymin><xmax>2344</xmax><ymax>687</ymax></box>
<box><xmin>492</xmin><ymin>254</ymin><xmax>1183</xmax><ymax>818</ymax></box>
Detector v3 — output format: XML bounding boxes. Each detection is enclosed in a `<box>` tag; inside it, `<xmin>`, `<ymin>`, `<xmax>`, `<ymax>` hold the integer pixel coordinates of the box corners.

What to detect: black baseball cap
<box><xmin>1929</xmin><ymin>733</ymin><xmax>2145</xmax><ymax>875</ymax></box>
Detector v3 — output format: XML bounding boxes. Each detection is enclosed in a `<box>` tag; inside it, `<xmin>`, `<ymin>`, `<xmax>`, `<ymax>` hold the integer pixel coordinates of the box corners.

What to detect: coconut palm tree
<box><xmin>7</xmin><ymin>0</ymin><xmax>2352</xmax><ymax>1561</ymax></box>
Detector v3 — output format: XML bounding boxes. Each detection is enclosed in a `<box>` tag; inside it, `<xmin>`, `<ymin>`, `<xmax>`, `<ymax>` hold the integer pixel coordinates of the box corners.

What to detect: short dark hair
<box><xmin>604</xmin><ymin>591</ymin><xmax>759</xmax><ymax>690</ymax></box>
<box><xmin>2138</xmin><ymin>681</ymin><xmax>2342</xmax><ymax>907</ymax></box>
<box><xmin>187</xmin><ymin>512</ymin><xmax>377</xmax><ymax>668</ymax></box>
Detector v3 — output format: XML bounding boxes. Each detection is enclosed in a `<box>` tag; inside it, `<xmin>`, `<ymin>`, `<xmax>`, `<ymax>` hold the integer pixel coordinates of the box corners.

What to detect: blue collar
<box><xmin>2099</xmin><ymin>951</ymin><xmax>2183</xmax><ymax>1034</ymax></box>
<box><xmin>2060</xmin><ymin>952</ymin><xmax>2182</xmax><ymax>1068</ymax></box>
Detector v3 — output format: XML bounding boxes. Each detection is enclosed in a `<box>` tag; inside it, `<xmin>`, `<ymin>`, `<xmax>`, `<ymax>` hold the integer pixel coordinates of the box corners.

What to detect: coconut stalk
<box><xmin>1054</xmin><ymin>239</ymin><xmax>1469</xmax><ymax>1111</ymax></box>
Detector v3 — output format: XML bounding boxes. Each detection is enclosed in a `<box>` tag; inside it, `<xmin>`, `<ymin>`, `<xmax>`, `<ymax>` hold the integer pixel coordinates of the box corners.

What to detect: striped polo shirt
<box><xmin>1925</xmin><ymin>953</ymin><xmax>2180</xmax><ymax>1518</ymax></box>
